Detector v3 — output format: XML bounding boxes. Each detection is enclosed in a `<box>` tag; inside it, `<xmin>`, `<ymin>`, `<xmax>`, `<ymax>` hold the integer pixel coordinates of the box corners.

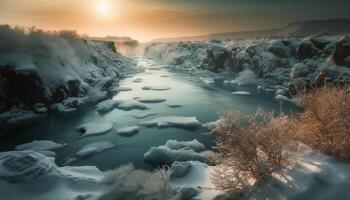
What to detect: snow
<box><xmin>116</xmin><ymin>99</ymin><xmax>149</xmax><ymax>111</ymax></box>
<box><xmin>142</xmin><ymin>86</ymin><xmax>171</xmax><ymax>91</ymax></box>
<box><xmin>75</xmin><ymin>141</ymin><xmax>114</xmax><ymax>158</ymax></box>
<box><xmin>202</xmin><ymin>119</ymin><xmax>222</xmax><ymax>131</ymax></box>
<box><xmin>139</xmin><ymin>116</ymin><xmax>201</xmax><ymax>129</ymax></box>
<box><xmin>0</xmin><ymin>151</ymin><xmax>106</xmax><ymax>200</ymax></box>
<box><xmin>144</xmin><ymin>139</ymin><xmax>212</xmax><ymax>165</ymax></box>
<box><xmin>116</xmin><ymin>126</ymin><xmax>140</xmax><ymax>137</ymax></box>
<box><xmin>96</xmin><ymin>99</ymin><xmax>118</xmax><ymax>114</ymax></box>
<box><xmin>232</xmin><ymin>91</ymin><xmax>251</xmax><ymax>96</ymax></box>
<box><xmin>135</xmin><ymin>97</ymin><xmax>167</xmax><ymax>103</ymax></box>
<box><xmin>77</xmin><ymin>122</ymin><xmax>114</xmax><ymax>137</ymax></box>
<box><xmin>170</xmin><ymin>161</ymin><xmax>222</xmax><ymax>200</ymax></box>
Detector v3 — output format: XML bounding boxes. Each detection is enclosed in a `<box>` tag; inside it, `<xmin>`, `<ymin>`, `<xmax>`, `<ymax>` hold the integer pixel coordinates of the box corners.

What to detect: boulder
<box><xmin>268</xmin><ymin>41</ymin><xmax>290</xmax><ymax>58</ymax></box>
<box><xmin>296</xmin><ymin>41</ymin><xmax>318</xmax><ymax>60</ymax></box>
<box><xmin>205</xmin><ymin>45</ymin><xmax>233</xmax><ymax>72</ymax></box>
<box><xmin>332</xmin><ymin>36</ymin><xmax>350</xmax><ymax>67</ymax></box>
<box><xmin>290</xmin><ymin>63</ymin><xmax>310</xmax><ymax>79</ymax></box>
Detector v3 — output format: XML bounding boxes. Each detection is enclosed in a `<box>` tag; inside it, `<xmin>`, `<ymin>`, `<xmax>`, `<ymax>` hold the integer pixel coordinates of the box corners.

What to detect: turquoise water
<box><xmin>0</xmin><ymin>57</ymin><xmax>299</xmax><ymax>170</ymax></box>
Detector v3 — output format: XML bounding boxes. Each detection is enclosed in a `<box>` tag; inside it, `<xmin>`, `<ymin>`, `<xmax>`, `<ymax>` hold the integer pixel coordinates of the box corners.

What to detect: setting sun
<box><xmin>97</xmin><ymin>0</ymin><xmax>110</xmax><ymax>16</ymax></box>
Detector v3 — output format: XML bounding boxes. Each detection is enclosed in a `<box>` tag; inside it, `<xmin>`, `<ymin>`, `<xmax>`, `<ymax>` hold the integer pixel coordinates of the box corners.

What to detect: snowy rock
<box><xmin>169</xmin><ymin>162</ymin><xmax>192</xmax><ymax>179</ymax></box>
<box><xmin>142</xmin><ymin>86</ymin><xmax>171</xmax><ymax>91</ymax></box>
<box><xmin>110</xmin><ymin>86</ymin><xmax>132</xmax><ymax>93</ymax></box>
<box><xmin>290</xmin><ymin>63</ymin><xmax>310</xmax><ymax>78</ymax></box>
<box><xmin>15</xmin><ymin>140</ymin><xmax>66</xmax><ymax>151</ymax></box>
<box><xmin>77</xmin><ymin>122</ymin><xmax>114</xmax><ymax>137</ymax></box>
<box><xmin>75</xmin><ymin>141</ymin><xmax>114</xmax><ymax>158</ymax></box>
<box><xmin>332</xmin><ymin>36</ymin><xmax>350</xmax><ymax>67</ymax></box>
<box><xmin>116</xmin><ymin>126</ymin><xmax>140</xmax><ymax>137</ymax></box>
<box><xmin>135</xmin><ymin>97</ymin><xmax>167</xmax><ymax>103</ymax></box>
<box><xmin>5</xmin><ymin>111</ymin><xmax>42</xmax><ymax>126</ymax></box>
<box><xmin>274</xmin><ymin>94</ymin><xmax>292</xmax><ymax>102</ymax></box>
<box><xmin>0</xmin><ymin>150</ymin><xmax>105</xmax><ymax>200</ymax></box>
<box><xmin>144</xmin><ymin>139</ymin><xmax>212</xmax><ymax>165</ymax></box>
<box><xmin>296</xmin><ymin>40</ymin><xmax>317</xmax><ymax>60</ymax></box>
<box><xmin>275</xmin><ymin>88</ymin><xmax>287</xmax><ymax>95</ymax></box>
<box><xmin>268</xmin><ymin>41</ymin><xmax>290</xmax><ymax>58</ymax></box>
<box><xmin>116</xmin><ymin>100</ymin><xmax>149</xmax><ymax>111</ymax></box>
<box><xmin>202</xmin><ymin>119</ymin><xmax>222</xmax><ymax>131</ymax></box>
<box><xmin>232</xmin><ymin>91</ymin><xmax>251</xmax><ymax>96</ymax></box>
<box><xmin>96</xmin><ymin>99</ymin><xmax>118</xmax><ymax>114</ymax></box>
<box><xmin>33</xmin><ymin>103</ymin><xmax>48</xmax><ymax>114</ymax></box>
<box><xmin>139</xmin><ymin>116</ymin><xmax>201</xmax><ymax>129</ymax></box>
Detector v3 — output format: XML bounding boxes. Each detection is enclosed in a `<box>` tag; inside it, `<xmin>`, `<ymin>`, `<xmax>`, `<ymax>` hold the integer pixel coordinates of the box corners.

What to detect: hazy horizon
<box><xmin>1</xmin><ymin>0</ymin><xmax>350</xmax><ymax>42</ymax></box>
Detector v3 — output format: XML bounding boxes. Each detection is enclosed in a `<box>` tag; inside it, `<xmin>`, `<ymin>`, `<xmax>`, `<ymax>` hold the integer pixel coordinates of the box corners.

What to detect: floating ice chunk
<box><xmin>139</xmin><ymin>116</ymin><xmax>201</xmax><ymax>129</ymax></box>
<box><xmin>96</xmin><ymin>99</ymin><xmax>118</xmax><ymax>114</ymax></box>
<box><xmin>77</xmin><ymin>122</ymin><xmax>114</xmax><ymax>137</ymax></box>
<box><xmin>165</xmin><ymin>139</ymin><xmax>206</xmax><ymax>152</ymax></box>
<box><xmin>202</xmin><ymin>119</ymin><xmax>222</xmax><ymax>131</ymax></box>
<box><xmin>75</xmin><ymin>141</ymin><xmax>114</xmax><ymax>158</ymax></box>
<box><xmin>111</xmin><ymin>86</ymin><xmax>132</xmax><ymax>92</ymax></box>
<box><xmin>116</xmin><ymin>100</ymin><xmax>149</xmax><ymax>111</ymax></box>
<box><xmin>274</xmin><ymin>94</ymin><xmax>292</xmax><ymax>102</ymax></box>
<box><xmin>142</xmin><ymin>86</ymin><xmax>171</xmax><ymax>91</ymax></box>
<box><xmin>135</xmin><ymin>97</ymin><xmax>167</xmax><ymax>103</ymax></box>
<box><xmin>161</xmin><ymin>75</ymin><xmax>171</xmax><ymax>77</ymax></box>
<box><xmin>133</xmin><ymin>112</ymin><xmax>157</xmax><ymax>119</ymax></box>
<box><xmin>15</xmin><ymin>140</ymin><xmax>66</xmax><ymax>151</ymax></box>
<box><xmin>6</xmin><ymin>112</ymin><xmax>42</xmax><ymax>126</ymax></box>
<box><xmin>148</xmin><ymin>67</ymin><xmax>161</xmax><ymax>70</ymax></box>
<box><xmin>132</xmin><ymin>78</ymin><xmax>143</xmax><ymax>83</ymax></box>
<box><xmin>167</xmin><ymin>104</ymin><xmax>182</xmax><ymax>108</ymax></box>
<box><xmin>116</xmin><ymin>126</ymin><xmax>140</xmax><ymax>137</ymax></box>
<box><xmin>144</xmin><ymin>139</ymin><xmax>212</xmax><ymax>165</ymax></box>
<box><xmin>232</xmin><ymin>91</ymin><xmax>251</xmax><ymax>96</ymax></box>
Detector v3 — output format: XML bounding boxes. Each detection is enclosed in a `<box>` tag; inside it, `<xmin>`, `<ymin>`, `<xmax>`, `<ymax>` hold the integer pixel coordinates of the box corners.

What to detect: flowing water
<box><xmin>0</xmin><ymin>57</ymin><xmax>299</xmax><ymax>170</ymax></box>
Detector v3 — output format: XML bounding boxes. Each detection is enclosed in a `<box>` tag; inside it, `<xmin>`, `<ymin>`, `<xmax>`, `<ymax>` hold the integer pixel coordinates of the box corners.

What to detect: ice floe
<box><xmin>75</xmin><ymin>141</ymin><xmax>114</xmax><ymax>158</ymax></box>
<box><xmin>96</xmin><ymin>99</ymin><xmax>118</xmax><ymax>114</ymax></box>
<box><xmin>116</xmin><ymin>100</ymin><xmax>149</xmax><ymax>111</ymax></box>
<box><xmin>15</xmin><ymin>140</ymin><xmax>66</xmax><ymax>151</ymax></box>
<box><xmin>132</xmin><ymin>78</ymin><xmax>143</xmax><ymax>83</ymax></box>
<box><xmin>111</xmin><ymin>86</ymin><xmax>132</xmax><ymax>92</ymax></box>
<box><xmin>232</xmin><ymin>91</ymin><xmax>251</xmax><ymax>96</ymax></box>
<box><xmin>167</xmin><ymin>103</ymin><xmax>182</xmax><ymax>108</ymax></box>
<box><xmin>132</xmin><ymin>112</ymin><xmax>157</xmax><ymax>119</ymax></box>
<box><xmin>77</xmin><ymin>122</ymin><xmax>114</xmax><ymax>137</ymax></box>
<box><xmin>139</xmin><ymin>116</ymin><xmax>201</xmax><ymax>129</ymax></box>
<box><xmin>116</xmin><ymin>126</ymin><xmax>140</xmax><ymax>137</ymax></box>
<box><xmin>144</xmin><ymin>139</ymin><xmax>212</xmax><ymax>165</ymax></box>
<box><xmin>135</xmin><ymin>97</ymin><xmax>167</xmax><ymax>103</ymax></box>
<box><xmin>142</xmin><ymin>86</ymin><xmax>171</xmax><ymax>91</ymax></box>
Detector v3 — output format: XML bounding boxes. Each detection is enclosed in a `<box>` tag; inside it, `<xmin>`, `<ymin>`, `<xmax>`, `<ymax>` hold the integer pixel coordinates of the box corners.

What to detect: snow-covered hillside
<box><xmin>0</xmin><ymin>25</ymin><xmax>136</xmax><ymax>127</ymax></box>
<box><xmin>145</xmin><ymin>35</ymin><xmax>350</xmax><ymax>95</ymax></box>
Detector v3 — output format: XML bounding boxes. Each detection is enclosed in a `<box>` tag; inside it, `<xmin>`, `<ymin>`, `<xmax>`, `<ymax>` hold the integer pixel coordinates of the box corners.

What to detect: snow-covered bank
<box><xmin>144</xmin><ymin>35</ymin><xmax>350</xmax><ymax>96</ymax></box>
<box><xmin>0</xmin><ymin>25</ymin><xmax>135</xmax><ymax>128</ymax></box>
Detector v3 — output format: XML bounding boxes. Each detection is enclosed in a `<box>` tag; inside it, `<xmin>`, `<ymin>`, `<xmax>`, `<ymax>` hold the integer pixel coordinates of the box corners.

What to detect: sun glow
<box><xmin>97</xmin><ymin>1</ymin><xmax>110</xmax><ymax>16</ymax></box>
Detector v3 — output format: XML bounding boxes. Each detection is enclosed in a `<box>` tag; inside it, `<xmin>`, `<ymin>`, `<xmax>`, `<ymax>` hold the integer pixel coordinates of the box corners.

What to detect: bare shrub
<box><xmin>293</xmin><ymin>86</ymin><xmax>350</xmax><ymax>160</ymax></box>
<box><xmin>100</xmin><ymin>164</ymin><xmax>178</xmax><ymax>200</ymax></box>
<box><xmin>212</xmin><ymin>109</ymin><xmax>292</xmax><ymax>191</ymax></box>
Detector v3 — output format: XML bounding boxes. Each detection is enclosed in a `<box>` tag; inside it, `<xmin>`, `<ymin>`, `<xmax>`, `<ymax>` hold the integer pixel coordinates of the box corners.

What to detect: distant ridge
<box><xmin>276</xmin><ymin>18</ymin><xmax>350</xmax><ymax>36</ymax></box>
<box><xmin>151</xmin><ymin>18</ymin><xmax>350</xmax><ymax>42</ymax></box>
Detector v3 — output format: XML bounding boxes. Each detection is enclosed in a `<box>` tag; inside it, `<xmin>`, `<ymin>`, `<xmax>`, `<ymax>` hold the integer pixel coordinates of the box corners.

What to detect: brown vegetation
<box><xmin>293</xmin><ymin>86</ymin><xmax>350</xmax><ymax>160</ymax></box>
<box><xmin>212</xmin><ymin>109</ymin><xmax>293</xmax><ymax>191</ymax></box>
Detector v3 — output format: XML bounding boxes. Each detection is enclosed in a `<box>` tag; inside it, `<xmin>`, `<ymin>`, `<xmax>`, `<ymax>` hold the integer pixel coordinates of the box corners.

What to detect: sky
<box><xmin>0</xmin><ymin>0</ymin><xmax>350</xmax><ymax>42</ymax></box>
